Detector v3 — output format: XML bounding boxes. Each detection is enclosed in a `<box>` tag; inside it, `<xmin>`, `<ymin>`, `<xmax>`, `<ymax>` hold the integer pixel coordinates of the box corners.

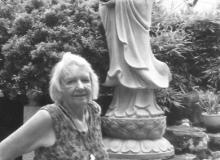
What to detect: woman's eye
<box><xmin>82</xmin><ymin>78</ymin><xmax>90</xmax><ymax>83</ymax></box>
<box><xmin>66</xmin><ymin>79</ymin><xmax>76</xmax><ymax>85</ymax></box>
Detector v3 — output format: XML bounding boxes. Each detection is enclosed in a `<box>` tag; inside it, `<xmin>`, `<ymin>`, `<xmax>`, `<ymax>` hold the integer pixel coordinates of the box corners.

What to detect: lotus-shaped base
<box><xmin>103</xmin><ymin>137</ymin><xmax>174</xmax><ymax>159</ymax></box>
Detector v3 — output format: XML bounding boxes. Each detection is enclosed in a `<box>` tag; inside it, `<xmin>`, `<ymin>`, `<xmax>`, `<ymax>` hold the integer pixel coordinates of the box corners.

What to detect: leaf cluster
<box><xmin>152</xmin><ymin>4</ymin><xmax>220</xmax><ymax>112</ymax></box>
<box><xmin>0</xmin><ymin>0</ymin><xmax>108</xmax><ymax>102</ymax></box>
<box><xmin>196</xmin><ymin>90</ymin><xmax>220</xmax><ymax>114</ymax></box>
<box><xmin>0</xmin><ymin>0</ymin><xmax>219</xmax><ymax>111</ymax></box>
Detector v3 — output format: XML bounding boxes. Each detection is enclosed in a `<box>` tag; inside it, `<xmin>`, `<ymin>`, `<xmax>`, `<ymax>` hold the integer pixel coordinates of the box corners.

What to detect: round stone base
<box><xmin>102</xmin><ymin>116</ymin><xmax>166</xmax><ymax>139</ymax></box>
<box><xmin>103</xmin><ymin>137</ymin><xmax>174</xmax><ymax>160</ymax></box>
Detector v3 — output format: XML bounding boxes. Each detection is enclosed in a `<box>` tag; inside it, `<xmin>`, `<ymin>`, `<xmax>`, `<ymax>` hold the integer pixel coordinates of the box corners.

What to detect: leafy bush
<box><xmin>0</xmin><ymin>2</ymin><xmax>15</xmax><ymax>19</ymax></box>
<box><xmin>0</xmin><ymin>0</ymin><xmax>108</xmax><ymax>103</ymax></box>
<box><xmin>0</xmin><ymin>0</ymin><xmax>219</xmax><ymax>114</ymax></box>
<box><xmin>43</xmin><ymin>10</ymin><xmax>59</xmax><ymax>27</ymax></box>
<box><xmin>197</xmin><ymin>90</ymin><xmax>220</xmax><ymax>114</ymax></box>
<box><xmin>151</xmin><ymin>4</ymin><xmax>220</xmax><ymax>115</ymax></box>
<box><xmin>12</xmin><ymin>13</ymin><xmax>33</xmax><ymax>36</ymax></box>
<box><xmin>0</xmin><ymin>18</ymin><xmax>11</xmax><ymax>45</ymax></box>
<box><xmin>29</xmin><ymin>0</ymin><xmax>44</xmax><ymax>9</ymax></box>
<box><xmin>24</xmin><ymin>0</ymin><xmax>45</xmax><ymax>13</ymax></box>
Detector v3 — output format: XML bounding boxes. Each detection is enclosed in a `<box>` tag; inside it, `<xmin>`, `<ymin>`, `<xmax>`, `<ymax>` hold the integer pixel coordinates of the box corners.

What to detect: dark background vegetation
<box><xmin>0</xmin><ymin>0</ymin><xmax>219</xmax><ymax>124</ymax></box>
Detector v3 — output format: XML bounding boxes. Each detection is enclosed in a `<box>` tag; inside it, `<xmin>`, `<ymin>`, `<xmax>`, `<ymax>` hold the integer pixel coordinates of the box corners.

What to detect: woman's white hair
<box><xmin>49</xmin><ymin>52</ymin><xmax>99</xmax><ymax>104</ymax></box>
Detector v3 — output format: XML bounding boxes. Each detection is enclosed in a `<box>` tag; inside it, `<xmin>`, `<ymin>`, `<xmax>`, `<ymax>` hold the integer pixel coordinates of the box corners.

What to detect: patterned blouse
<box><xmin>34</xmin><ymin>101</ymin><xmax>109</xmax><ymax>160</ymax></box>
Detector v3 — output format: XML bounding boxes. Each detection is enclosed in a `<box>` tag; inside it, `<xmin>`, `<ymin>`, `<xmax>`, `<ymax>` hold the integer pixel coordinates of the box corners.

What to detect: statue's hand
<box><xmin>100</xmin><ymin>0</ymin><xmax>115</xmax><ymax>7</ymax></box>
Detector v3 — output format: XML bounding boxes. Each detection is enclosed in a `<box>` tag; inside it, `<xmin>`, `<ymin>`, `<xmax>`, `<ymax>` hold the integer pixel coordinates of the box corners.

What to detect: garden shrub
<box><xmin>0</xmin><ymin>0</ymin><xmax>108</xmax><ymax>104</ymax></box>
<box><xmin>0</xmin><ymin>18</ymin><xmax>11</xmax><ymax>45</ymax></box>
<box><xmin>24</xmin><ymin>0</ymin><xmax>45</xmax><ymax>13</ymax></box>
<box><xmin>151</xmin><ymin>4</ymin><xmax>220</xmax><ymax>123</ymax></box>
<box><xmin>12</xmin><ymin>13</ymin><xmax>33</xmax><ymax>36</ymax></box>
<box><xmin>0</xmin><ymin>3</ymin><xmax>15</xmax><ymax>19</ymax></box>
<box><xmin>0</xmin><ymin>0</ymin><xmax>219</xmax><ymax>118</ymax></box>
<box><xmin>43</xmin><ymin>10</ymin><xmax>60</xmax><ymax>27</ymax></box>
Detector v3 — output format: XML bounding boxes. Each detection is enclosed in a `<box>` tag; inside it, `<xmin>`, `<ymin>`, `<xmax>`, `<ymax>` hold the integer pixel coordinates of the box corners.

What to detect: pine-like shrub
<box><xmin>0</xmin><ymin>0</ymin><xmax>219</xmax><ymax>114</ymax></box>
<box><xmin>0</xmin><ymin>0</ymin><xmax>108</xmax><ymax>104</ymax></box>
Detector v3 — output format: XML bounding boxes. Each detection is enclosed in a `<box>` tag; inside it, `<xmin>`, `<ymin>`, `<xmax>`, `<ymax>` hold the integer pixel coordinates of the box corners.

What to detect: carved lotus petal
<box><xmin>144</xmin><ymin>122</ymin><xmax>154</xmax><ymax>130</ymax></box>
<box><xmin>121</xmin><ymin>140</ymin><xmax>140</xmax><ymax>153</ymax></box>
<box><xmin>110</xmin><ymin>121</ymin><xmax>119</xmax><ymax>129</ymax></box>
<box><xmin>143</xmin><ymin>140</ymin><xmax>160</xmax><ymax>153</ymax></box>
<box><xmin>109</xmin><ymin>139</ymin><xmax>122</xmax><ymax>152</ymax></box>
<box><xmin>158</xmin><ymin>139</ymin><xmax>170</xmax><ymax>152</ymax></box>
<box><xmin>136</xmin><ymin>120</ymin><xmax>145</xmax><ymax>128</ymax></box>
<box><xmin>125</xmin><ymin>121</ymin><xmax>136</xmax><ymax>131</ymax></box>
<box><xmin>152</xmin><ymin>141</ymin><xmax>160</xmax><ymax>153</ymax></box>
<box><xmin>141</xmin><ymin>141</ymin><xmax>152</xmax><ymax>153</ymax></box>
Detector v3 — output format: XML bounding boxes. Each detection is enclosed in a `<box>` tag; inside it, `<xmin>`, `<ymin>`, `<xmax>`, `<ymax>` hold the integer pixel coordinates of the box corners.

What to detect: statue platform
<box><xmin>164</xmin><ymin>125</ymin><xmax>220</xmax><ymax>159</ymax></box>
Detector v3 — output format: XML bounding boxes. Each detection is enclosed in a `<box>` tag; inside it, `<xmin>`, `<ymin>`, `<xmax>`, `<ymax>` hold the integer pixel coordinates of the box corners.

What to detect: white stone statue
<box><xmin>99</xmin><ymin>0</ymin><xmax>174</xmax><ymax>159</ymax></box>
<box><xmin>99</xmin><ymin>0</ymin><xmax>171</xmax><ymax>118</ymax></box>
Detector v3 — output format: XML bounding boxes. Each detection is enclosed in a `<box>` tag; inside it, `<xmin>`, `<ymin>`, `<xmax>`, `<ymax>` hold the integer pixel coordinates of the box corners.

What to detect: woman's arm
<box><xmin>0</xmin><ymin>110</ymin><xmax>56</xmax><ymax>160</ymax></box>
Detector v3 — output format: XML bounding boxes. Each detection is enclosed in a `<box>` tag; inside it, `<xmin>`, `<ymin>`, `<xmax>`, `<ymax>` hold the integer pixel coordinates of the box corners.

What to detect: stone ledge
<box><xmin>165</xmin><ymin>125</ymin><xmax>210</xmax><ymax>159</ymax></box>
<box><xmin>167</xmin><ymin>153</ymin><xmax>196</xmax><ymax>160</ymax></box>
<box><xmin>208</xmin><ymin>133</ymin><xmax>220</xmax><ymax>151</ymax></box>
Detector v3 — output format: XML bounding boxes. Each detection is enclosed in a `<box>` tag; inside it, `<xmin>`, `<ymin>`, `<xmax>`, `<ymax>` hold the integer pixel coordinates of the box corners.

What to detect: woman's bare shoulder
<box><xmin>0</xmin><ymin>107</ymin><xmax>55</xmax><ymax>159</ymax></box>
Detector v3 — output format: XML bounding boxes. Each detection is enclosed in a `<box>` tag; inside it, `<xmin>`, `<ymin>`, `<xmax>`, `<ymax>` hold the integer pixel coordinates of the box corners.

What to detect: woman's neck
<box><xmin>61</xmin><ymin>102</ymin><xmax>87</xmax><ymax>121</ymax></box>
<box><xmin>59</xmin><ymin>102</ymin><xmax>89</xmax><ymax>133</ymax></box>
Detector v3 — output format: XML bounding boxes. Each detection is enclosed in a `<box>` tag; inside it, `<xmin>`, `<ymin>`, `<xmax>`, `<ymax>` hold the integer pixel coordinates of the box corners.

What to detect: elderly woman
<box><xmin>0</xmin><ymin>52</ymin><xmax>109</xmax><ymax>160</ymax></box>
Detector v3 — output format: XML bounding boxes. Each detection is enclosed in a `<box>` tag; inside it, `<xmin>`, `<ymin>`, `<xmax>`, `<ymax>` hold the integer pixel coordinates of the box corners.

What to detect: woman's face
<box><xmin>61</xmin><ymin>65</ymin><xmax>92</xmax><ymax>107</ymax></box>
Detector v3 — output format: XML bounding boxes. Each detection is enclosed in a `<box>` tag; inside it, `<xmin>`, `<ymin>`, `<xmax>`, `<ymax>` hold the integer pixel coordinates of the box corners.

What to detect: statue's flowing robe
<box><xmin>100</xmin><ymin>0</ymin><xmax>171</xmax><ymax>89</ymax></box>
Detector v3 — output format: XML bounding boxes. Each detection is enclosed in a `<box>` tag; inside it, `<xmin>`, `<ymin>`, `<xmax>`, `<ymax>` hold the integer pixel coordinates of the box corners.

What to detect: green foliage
<box><xmin>0</xmin><ymin>0</ymin><xmax>108</xmax><ymax>102</ymax></box>
<box><xmin>12</xmin><ymin>13</ymin><xmax>33</xmax><ymax>36</ymax></box>
<box><xmin>196</xmin><ymin>90</ymin><xmax>220</xmax><ymax>114</ymax></box>
<box><xmin>24</xmin><ymin>0</ymin><xmax>45</xmax><ymax>13</ymax></box>
<box><xmin>30</xmin><ymin>0</ymin><xmax>44</xmax><ymax>9</ymax></box>
<box><xmin>0</xmin><ymin>18</ymin><xmax>11</xmax><ymax>45</ymax></box>
<box><xmin>43</xmin><ymin>10</ymin><xmax>59</xmax><ymax>27</ymax></box>
<box><xmin>0</xmin><ymin>0</ymin><xmax>219</xmax><ymax>112</ymax></box>
<box><xmin>151</xmin><ymin>4</ymin><xmax>220</xmax><ymax>112</ymax></box>
<box><xmin>0</xmin><ymin>2</ymin><xmax>15</xmax><ymax>19</ymax></box>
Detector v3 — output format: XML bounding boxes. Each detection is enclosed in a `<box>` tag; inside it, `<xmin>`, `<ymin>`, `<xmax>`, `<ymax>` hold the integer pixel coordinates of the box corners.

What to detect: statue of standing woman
<box><xmin>99</xmin><ymin>0</ymin><xmax>174</xmax><ymax>159</ymax></box>
<box><xmin>99</xmin><ymin>0</ymin><xmax>171</xmax><ymax>118</ymax></box>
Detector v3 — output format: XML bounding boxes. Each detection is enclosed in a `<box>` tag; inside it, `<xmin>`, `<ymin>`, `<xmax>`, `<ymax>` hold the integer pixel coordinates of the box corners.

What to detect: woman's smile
<box><xmin>61</xmin><ymin>66</ymin><xmax>92</xmax><ymax>106</ymax></box>
<box><xmin>73</xmin><ymin>94</ymin><xmax>87</xmax><ymax>97</ymax></box>
<box><xmin>72</xmin><ymin>92</ymin><xmax>88</xmax><ymax>98</ymax></box>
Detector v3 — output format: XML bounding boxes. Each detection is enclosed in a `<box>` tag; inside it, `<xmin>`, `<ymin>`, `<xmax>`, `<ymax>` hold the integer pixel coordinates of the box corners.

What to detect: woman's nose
<box><xmin>76</xmin><ymin>80</ymin><xmax>84</xmax><ymax>89</ymax></box>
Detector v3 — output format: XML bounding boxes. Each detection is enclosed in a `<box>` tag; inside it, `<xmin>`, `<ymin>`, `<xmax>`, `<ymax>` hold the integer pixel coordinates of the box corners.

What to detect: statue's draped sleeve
<box><xmin>100</xmin><ymin>0</ymin><xmax>171</xmax><ymax>89</ymax></box>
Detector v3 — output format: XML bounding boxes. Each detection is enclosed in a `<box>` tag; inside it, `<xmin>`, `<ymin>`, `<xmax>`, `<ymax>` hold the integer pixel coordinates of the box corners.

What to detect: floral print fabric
<box><xmin>34</xmin><ymin>101</ymin><xmax>109</xmax><ymax>160</ymax></box>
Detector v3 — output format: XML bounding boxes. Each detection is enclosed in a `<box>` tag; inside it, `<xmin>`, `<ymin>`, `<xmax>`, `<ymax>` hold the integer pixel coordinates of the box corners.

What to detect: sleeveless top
<box><xmin>34</xmin><ymin>101</ymin><xmax>109</xmax><ymax>160</ymax></box>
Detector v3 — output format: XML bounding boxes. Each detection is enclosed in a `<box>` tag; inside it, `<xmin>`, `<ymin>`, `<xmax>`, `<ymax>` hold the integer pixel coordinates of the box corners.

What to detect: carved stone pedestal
<box><xmin>99</xmin><ymin>0</ymin><xmax>174</xmax><ymax>158</ymax></box>
<box><xmin>103</xmin><ymin>137</ymin><xmax>174</xmax><ymax>160</ymax></box>
<box><xmin>102</xmin><ymin>116</ymin><xmax>174</xmax><ymax>159</ymax></box>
